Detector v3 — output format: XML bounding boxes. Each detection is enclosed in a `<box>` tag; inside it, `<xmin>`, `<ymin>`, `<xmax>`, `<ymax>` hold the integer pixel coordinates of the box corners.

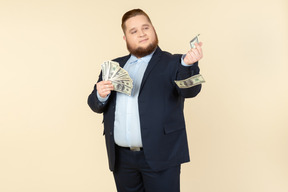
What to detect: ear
<box><xmin>123</xmin><ymin>35</ymin><xmax>126</xmax><ymax>41</ymax></box>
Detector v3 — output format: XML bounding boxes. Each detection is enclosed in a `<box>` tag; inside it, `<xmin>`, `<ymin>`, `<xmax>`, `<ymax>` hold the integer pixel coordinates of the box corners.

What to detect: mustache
<box><xmin>126</xmin><ymin>33</ymin><xmax>159</xmax><ymax>58</ymax></box>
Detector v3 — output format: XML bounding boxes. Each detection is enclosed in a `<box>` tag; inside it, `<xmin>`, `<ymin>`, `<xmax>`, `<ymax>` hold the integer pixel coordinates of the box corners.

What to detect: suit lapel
<box><xmin>118</xmin><ymin>55</ymin><xmax>130</xmax><ymax>68</ymax></box>
<box><xmin>139</xmin><ymin>47</ymin><xmax>162</xmax><ymax>93</ymax></box>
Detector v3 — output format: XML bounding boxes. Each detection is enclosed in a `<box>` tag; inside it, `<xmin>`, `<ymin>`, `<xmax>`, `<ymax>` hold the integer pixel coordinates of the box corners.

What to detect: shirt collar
<box><xmin>128</xmin><ymin>49</ymin><xmax>156</xmax><ymax>65</ymax></box>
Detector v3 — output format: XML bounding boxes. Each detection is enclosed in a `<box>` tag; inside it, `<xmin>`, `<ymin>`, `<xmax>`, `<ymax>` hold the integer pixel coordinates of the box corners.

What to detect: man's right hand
<box><xmin>96</xmin><ymin>81</ymin><xmax>114</xmax><ymax>98</ymax></box>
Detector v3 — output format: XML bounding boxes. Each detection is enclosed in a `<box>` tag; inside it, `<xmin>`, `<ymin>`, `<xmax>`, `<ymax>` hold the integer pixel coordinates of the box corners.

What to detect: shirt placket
<box><xmin>126</xmin><ymin>60</ymin><xmax>144</xmax><ymax>147</ymax></box>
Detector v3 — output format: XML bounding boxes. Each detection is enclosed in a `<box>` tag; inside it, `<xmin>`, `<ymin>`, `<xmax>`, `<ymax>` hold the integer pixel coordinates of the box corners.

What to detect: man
<box><xmin>88</xmin><ymin>9</ymin><xmax>203</xmax><ymax>192</ymax></box>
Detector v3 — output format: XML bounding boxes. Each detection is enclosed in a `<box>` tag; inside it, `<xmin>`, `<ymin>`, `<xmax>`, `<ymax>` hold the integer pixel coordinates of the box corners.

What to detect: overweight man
<box><xmin>88</xmin><ymin>8</ymin><xmax>203</xmax><ymax>192</ymax></box>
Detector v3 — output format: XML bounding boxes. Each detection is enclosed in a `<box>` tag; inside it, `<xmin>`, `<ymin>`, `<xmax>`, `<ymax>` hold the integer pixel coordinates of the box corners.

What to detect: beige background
<box><xmin>1</xmin><ymin>0</ymin><xmax>287</xmax><ymax>191</ymax></box>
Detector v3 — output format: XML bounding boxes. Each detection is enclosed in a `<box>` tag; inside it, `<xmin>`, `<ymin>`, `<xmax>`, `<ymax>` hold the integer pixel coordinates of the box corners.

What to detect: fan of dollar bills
<box><xmin>101</xmin><ymin>60</ymin><xmax>133</xmax><ymax>96</ymax></box>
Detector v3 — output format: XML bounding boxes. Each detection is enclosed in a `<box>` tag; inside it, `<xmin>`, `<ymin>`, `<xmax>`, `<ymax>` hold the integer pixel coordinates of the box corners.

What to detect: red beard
<box><xmin>126</xmin><ymin>33</ymin><xmax>159</xmax><ymax>58</ymax></box>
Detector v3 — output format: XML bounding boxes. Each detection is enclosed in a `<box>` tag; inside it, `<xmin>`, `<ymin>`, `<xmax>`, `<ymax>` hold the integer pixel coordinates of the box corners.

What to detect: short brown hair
<box><xmin>121</xmin><ymin>9</ymin><xmax>152</xmax><ymax>33</ymax></box>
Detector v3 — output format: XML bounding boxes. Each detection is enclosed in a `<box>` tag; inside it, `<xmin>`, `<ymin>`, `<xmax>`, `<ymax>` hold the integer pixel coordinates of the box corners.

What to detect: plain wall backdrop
<box><xmin>0</xmin><ymin>0</ymin><xmax>287</xmax><ymax>191</ymax></box>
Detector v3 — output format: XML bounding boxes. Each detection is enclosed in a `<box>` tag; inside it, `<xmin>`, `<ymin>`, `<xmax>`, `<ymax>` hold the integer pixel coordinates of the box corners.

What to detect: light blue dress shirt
<box><xmin>97</xmin><ymin>52</ymin><xmax>192</xmax><ymax>147</ymax></box>
<box><xmin>114</xmin><ymin>52</ymin><xmax>154</xmax><ymax>147</ymax></box>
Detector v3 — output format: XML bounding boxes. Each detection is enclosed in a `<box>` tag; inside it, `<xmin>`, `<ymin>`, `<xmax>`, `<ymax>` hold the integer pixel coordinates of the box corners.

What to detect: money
<box><xmin>174</xmin><ymin>74</ymin><xmax>205</xmax><ymax>88</ymax></box>
<box><xmin>101</xmin><ymin>61</ymin><xmax>133</xmax><ymax>96</ymax></box>
<box><xmin>190</xmin><ymin>34</ymin><xmax>200</xmax><ymax>49</ymax></box>
<box><xmin>111</xmin><ymin>81</ymin><xmax>133</xmax><ymax>95</ymax></box>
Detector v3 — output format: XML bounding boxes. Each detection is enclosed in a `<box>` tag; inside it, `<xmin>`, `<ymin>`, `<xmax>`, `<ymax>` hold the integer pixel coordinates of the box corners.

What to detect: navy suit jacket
<box><xmin>88</xmin><ymin>47</ymin><xmax>202</xmax><ymax>171</ymax></box>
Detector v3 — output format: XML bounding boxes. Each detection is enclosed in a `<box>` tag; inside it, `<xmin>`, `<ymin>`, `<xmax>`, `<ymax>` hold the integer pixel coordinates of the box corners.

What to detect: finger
<box><xmin>100</xmin><ymin>85</ymin><xmax>112</xmax><ymax>94</ymax></box>
<box><xmin>102</xmin><ymin>80</ymin><xmax>112</xmax><ymax>85</ymax></box>
<box><xmin>194</xmin><ymin>45</ymin><xmax>203</xmax><ymax>59</ymax></box>
<box><xmin>99</xmin><ymin>90</ymin><xmax>111</xmax><ymax>98</ymax></box>
<box><xmin>105</xmin><ymin>81</ymin><xmax>114</xmax><ymax>89</ymax></box>
<box><xmin>97</xmin><ymin>81</ymin><xmax>109</xmax><ymax>92</ymax></box>
<box><xmin>190</xmin><ymin>49</ymin><xmax>199</xmax><ymax>59</ymax></box>
<box><xmin>196</xmin><ymin>42</ymin><xmax>203</xmax><ymax>47</ymax></box>
<box><xmin>191</xmin><ymin>48</ymin><xmax>200</xmax><ymax>57</ymax></box>
<box><xmin>105</xmin><ymin>85</ymin><xmax>114</xmax><ymax>91</ymax></box>
<box><xmin>186</xmin><ymin>52</ymin><xmax>196</xmax><ymax>64</ymax></box>
<box><xmin>190</xmin><ymin>49</ymin><xmax>202</xmax><ymax>63</ymax></box>
<box><xmin>98</xmin><ymin>81</ymin><xmax>112</xmax><ymax>89</ymax></box>
<box><xmin>195</xmin><ymin>43</ymin><xmax>203</xmax><ymax>53</ymax></box>
<box><xmin>97</xmin><ymin>81</ymin><xmax>105</xmax><ymax>89</ymax></box>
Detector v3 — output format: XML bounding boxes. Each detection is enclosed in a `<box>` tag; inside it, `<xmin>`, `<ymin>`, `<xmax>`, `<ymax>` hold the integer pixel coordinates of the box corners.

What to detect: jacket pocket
<box><xmin>163</xmin><ymin>108</ymin><xmax>186</xmax><ymax>134</ymax></box>
<box><xmin>164</xmin><ymin>122</ymin><xmax>185</xmax><ymax>134</ymax></box>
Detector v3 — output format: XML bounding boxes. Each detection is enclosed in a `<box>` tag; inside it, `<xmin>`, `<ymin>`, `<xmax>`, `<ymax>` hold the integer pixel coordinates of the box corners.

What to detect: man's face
<box><xmin>123</xmin><ymin>15</ymin><xmax>158</xmax><ymax>58</ymax></box>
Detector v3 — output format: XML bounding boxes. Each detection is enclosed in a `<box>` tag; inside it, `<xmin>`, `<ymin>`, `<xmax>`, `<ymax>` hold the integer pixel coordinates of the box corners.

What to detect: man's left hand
<box><xmin>183</xmin><ymin>42</ymin><xmax>203</xmax><ymax>65</ymax></box>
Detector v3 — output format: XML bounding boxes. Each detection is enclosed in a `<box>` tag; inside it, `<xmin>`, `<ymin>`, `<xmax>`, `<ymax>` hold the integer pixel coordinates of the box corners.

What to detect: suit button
<box><xmin>109</xmin><ymin>131</ymin><xmax>113</xmax><ymax>135</ymax></box>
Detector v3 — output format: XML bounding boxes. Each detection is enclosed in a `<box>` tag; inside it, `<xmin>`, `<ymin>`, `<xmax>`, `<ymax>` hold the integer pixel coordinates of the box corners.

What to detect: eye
<box><xmin>131</xmin><ymin>30</ymin><xmax>137</xmax><ymax>34</ymax></box>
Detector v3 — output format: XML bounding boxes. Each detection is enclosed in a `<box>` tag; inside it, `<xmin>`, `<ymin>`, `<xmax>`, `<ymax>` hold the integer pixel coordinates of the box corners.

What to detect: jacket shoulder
<box><xmin>112</xmin><ymin>54</ymin><xmax>130</xmax><ymax>63</ymax></box>
<box><xmin>160</xmin><ymin>49</ymin><xmax>182</xmax><ymax>60</ymax></box>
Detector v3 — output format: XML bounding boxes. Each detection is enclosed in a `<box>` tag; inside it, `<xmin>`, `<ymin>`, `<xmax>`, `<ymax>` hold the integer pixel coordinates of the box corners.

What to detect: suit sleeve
<box><xmin>175</xmin><ymin>60</ymin><xmax>202</xmax><ymax>98</ymax></box>
<box><xmin>87</xmin><ymin>73</ymin><xmax>110</xmax><ymax>114</ymax></box>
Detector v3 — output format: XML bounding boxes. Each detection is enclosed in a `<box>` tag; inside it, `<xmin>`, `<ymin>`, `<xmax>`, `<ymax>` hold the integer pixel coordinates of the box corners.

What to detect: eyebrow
<box><xmin>129</xmin><ymin>28</ymin><xmax>136</xmax><ymax>33</ymax></box>
<box><xmin>142</xmin><ymin>24</ymin><xmax>150</xmax><ymax>28</ymax></box>
<box><xmin>128</xmin><ymin>24</ymin><xmax>151</xmax><ymax>33</ymax></box>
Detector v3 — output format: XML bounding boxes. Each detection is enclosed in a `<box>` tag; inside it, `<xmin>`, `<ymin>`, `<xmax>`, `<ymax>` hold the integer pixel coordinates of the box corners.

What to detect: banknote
<box><xmin>101</xmin><ymin>61</ymin><xmax>118</xmax><ymax>80</ymax></box>
<box><xmin>174</xmin><ymin>74</ymin><xmax>205</xmax><ymax>88</ymax></box>
<box><xmin>110</xmin><ymin>66</ymin><xmax>129</xmax><ymax>80</ymax></box>
<box><xmin>107</xmin><ymin>61</ymin><xmax>120</xmax><ymax>80</ymax></box>
<box><xmin>101</xmin><ymin>60</ymin><xmax>133</xmax><ymax>96</ymax></box>
<box><xmin>111</xmin><ymin>81</ymin><xmax>133</xmax><ymax>96</ymax></box>
<box><xmin>111</xmin><ymin>79</ymin><xmax>133</xmax><ymax>88</ymax></box>
<box><xmin>101</xmin><ymin>61</ymin><xmax>108</xmax><ymax>81</ymax></box>
<box><xmin>190</xmin><ymin>34</ymin><xmax>200</xmax><ymax>49</ymax></box>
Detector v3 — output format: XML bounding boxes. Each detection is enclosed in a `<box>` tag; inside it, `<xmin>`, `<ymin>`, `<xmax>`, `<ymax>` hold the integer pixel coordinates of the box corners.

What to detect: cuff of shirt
<box><xmin>181</xmin><ymin>54</ymin><xmax>194</xmax><ymax>67</ymax></box>
<box><xmin>97</xmin><ymin>91</ymin><xmax>110</xmax><ymax>103</ymax></box>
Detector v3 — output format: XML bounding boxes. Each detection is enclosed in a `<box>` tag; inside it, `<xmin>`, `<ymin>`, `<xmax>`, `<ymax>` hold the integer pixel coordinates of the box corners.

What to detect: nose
<box><xmin>138</xmin><ymin>29</ymin><xmax>146</xmax><ymax>37</ymax></box>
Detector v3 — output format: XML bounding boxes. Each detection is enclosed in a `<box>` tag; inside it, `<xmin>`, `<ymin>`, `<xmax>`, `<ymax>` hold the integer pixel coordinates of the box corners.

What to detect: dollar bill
<box><xmin>174</xmin><ymin>74</ymin><xmax>205</xmax><ymax>88</ymax></box>
<box><xmin>101</xmin><ymin>61</ymin><xmax>108</xmax><ymax>80</ymax></box>
<box><xmin>111</xmin><ymin>79</ymin><xmax>133</xmax><ymax>88</ymax></box>
<box><xmin>190</xmin><ymin>34</ymin><xmax>200</xmax><ymax>49</ymax></box>
<box><xmin>101</xmin><ymin>60</ymin><xmax>133</xmax><ymax>96</ymax></box>
<box><xmin>107</xmin><ymin>61</ymin><xmax>120</xmax><ymax>80</ymax></box>
<box><xmin>110</xmin><ymin>66</ymin><xmax>129</xmax><ymax>80</ymax></box>
<box><xmin>111</xmin><ymin>81</ymin><xmax>133</xmax><ymax>96</ymax></box>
